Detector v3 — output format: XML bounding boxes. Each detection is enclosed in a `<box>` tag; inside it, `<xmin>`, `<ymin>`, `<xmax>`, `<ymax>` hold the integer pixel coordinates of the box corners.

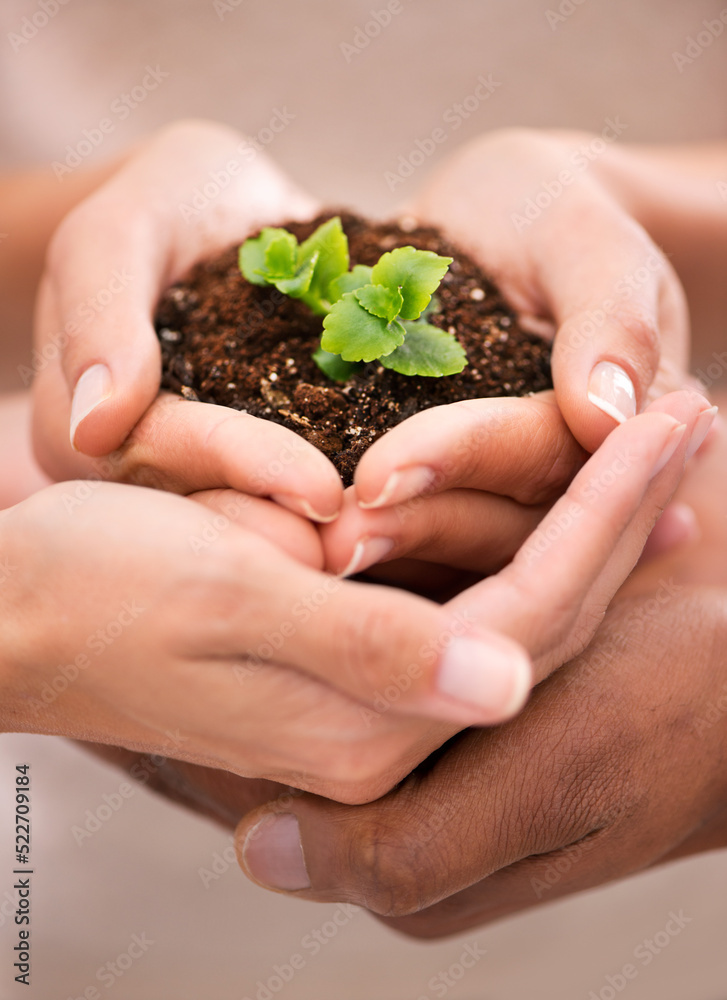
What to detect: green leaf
<box><xmin>239</xmin><ymin>228</ymin><xmax>295</xmax><ymax>286</ymax></box>
<box><xmin>355</xmin><ymin>283</ymin><xmax>404</xmax><ymax>322</ymax></box>
<box><xmin>298</xmin><ymin>217</ymin><xmax>350</xmax><ymax>314</ymax></box>
<box><xmin>264</xmin><ymin>232</ymin><xmax>298</xmax><ymax>278</ymax></box>
<box><xmin>421</xmin><ymin>293</ymin><xmax>442</xmax><ymax>319</ymax></box>
<box><xmin>312</xmin><ymin>347</ymin><xmax>362</xmax><ymax>383</ymax></box>
<box><xmin>371</xmin><ymin>246</ymin><xmax>452</xmax><ymax>321</ymax></box>
<box><xmin>380</xmin><ymin>321</ymin><xmax>467</xmax><ymax>377</ymax></box>
<box><xmin>271</xmin><ymin>253</ymin><xmax>318</xmax><ymax>297</ymax></box>
<box><xmin>328</xmin><ymin>265</ymin><xmax>373</xmax><ymax>303</ymax></box>
<box><xmin>321</xmin><ymin>293</ymin><xmax>406</xmax><ymax>362</ymax></box>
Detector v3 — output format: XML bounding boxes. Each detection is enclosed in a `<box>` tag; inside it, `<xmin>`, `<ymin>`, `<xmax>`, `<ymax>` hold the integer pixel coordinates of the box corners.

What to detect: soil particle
<box><xmin>155</xmin><ymin>211</ymin><xmax>552</xmax><ymax>485</ymax></box>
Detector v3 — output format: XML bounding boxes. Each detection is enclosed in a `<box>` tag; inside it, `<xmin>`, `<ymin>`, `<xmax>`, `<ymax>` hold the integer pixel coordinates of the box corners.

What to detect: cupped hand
<box><xmin>31</xmin><ymin>120</ymin><xmax>342</xmax><ymax>522</ymax></box>
<box><xmin>0</xmin><ymin>479</ymin><xmax>515</xmax><ymax>804</ymax></box>
<box><xmin>324</xmin><ymin>386</ymin><xmax>714</xmax><ymax>702</ymax></box>
<box><xmin>232</xmin><ymin>404</ymin><xmax>727</xmax><ymax>912</ymax></box>
<box><xmin>322</xmin><ymin>391</ymin><xmax>586</xmax><ymax>581</ymax></box>
<box><xmin>234</xmin><ymin>583</ymin><xmax>727</xmax><ymax>916</ymax></box>
<box><xmin>407</xmin><ymin>128</ymin><xmax>692</xmax><ymax>454</ymax></box>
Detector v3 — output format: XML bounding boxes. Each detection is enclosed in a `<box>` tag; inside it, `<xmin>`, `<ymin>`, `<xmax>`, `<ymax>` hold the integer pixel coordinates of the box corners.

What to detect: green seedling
<box><xmin>239</xmin><ymin>216</ymin><xmax>467</xmax><ymax>381</ymax></box>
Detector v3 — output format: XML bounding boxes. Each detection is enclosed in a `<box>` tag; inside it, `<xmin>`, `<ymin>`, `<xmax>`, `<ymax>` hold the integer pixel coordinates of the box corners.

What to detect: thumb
<box><xmin>41</xmin><ymin>212</ymin><xmax>163</xmax><ymax>457</ymax></box>
<box><xmin>232</xmin><ymin>710</ymin><xmax>596</xmax><ymax>915</ymax></box>
<box><xmin>546</xmin><ymin>208</ymin><xmax>689</xmax><ymax>454</ymax></box>
<box><xmin>40</xmin><ymin>120</ymin><xmax>319</xmax><ymax>457</ymax></box>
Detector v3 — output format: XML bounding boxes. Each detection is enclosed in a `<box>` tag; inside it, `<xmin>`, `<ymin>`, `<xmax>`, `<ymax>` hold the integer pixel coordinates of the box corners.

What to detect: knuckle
<box><xmin>520</xmin><ymin>419</ymin><xmax>586</xmax><ymax>504</ymax></box>
<box><xmin>349</xmin><ymin>813</ymin><xmax>431</xmax><ymax>916</ymax></box>
<box><xmin>337</xmin><ymin>601</ymin><xmax>413</xmax><ymax>697</ymax></box>
<box><xmin>612</xmin><ymin>305</ymin><xmax>661</xmax><ymax>372</ymax></box>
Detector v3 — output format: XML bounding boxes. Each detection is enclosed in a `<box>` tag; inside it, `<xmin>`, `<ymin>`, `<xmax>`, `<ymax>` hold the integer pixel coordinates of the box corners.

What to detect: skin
<box><xmin>0</xmin><ymin>393</ymin><xmax>708</xmax><ymax>802</ymax></box>
<box><xmin>92</xmin><ymin>393</ymin><xmax>727</xmax><ymax>933</ymax></box>
<box><xmin>2</xmin><ymin>120</ymin><xmax>721</xmax><ymax>801</ymax></box>
<box><xmin>233</xmin><ymin>401</ymin><xmax>727</xmax><ymax>934</ymax></box>
<box><xmin>0</xmin><ymin>158</ymin><xmax>130</xmax><ymax>391</ymax></box>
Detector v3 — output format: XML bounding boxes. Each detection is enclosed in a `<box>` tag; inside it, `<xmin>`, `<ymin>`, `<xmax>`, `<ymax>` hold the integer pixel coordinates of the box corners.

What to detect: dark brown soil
<box><xmin>155</xmin><ymin>211</ymin><xmax>552</xmax><ymax>486</ymax></box>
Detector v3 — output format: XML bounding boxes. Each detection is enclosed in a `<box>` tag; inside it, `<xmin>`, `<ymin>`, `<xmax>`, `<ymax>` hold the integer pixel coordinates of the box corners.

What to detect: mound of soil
<box><xmin>155</xmin><ymin>211</ymin><xmax>552</xmax><ymax>485</ymax></box>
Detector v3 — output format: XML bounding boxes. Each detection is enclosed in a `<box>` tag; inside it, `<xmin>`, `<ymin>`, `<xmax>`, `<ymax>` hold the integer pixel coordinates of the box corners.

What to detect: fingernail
<box><xmin>587</xmin><ymin>361</ymin><xmax>636</xmax><ymax>425</ymax></box>
<box><xmin>437</xmin><ymin>637</ymin><xmax>531</xmax><ymax>721</ymax></box>
<box><xmin>70</xmin><ymin>364</ymin><xmax>112</xmax><ymax>449</ymax></box>
<box><xmin>271</xmin><ymin>493</ymin><xmax>339</xmax><ymax>524</ymax></box>
<box><xmin>358</xmin><ymin>465</ymin><xmax>435</xmax><ymax>510</ymax></box>
<box><xmin>650</xmin><ymin>423</ymin><xmax>687</xmax><ymax>478</ymax></box>
<box><xmin>242</xmin><ymin>813</ymin><xmax>310</xmax><ymax>891</ymax></box>
<box><xmin>339</xmin><ymin>536</ymin><xmax>394</xmax><ymax>578</ymax></box>
<box><xmin>685</xmin><ymin>405</ymin><xmax>718</xmax><ymax>461</ymax></box>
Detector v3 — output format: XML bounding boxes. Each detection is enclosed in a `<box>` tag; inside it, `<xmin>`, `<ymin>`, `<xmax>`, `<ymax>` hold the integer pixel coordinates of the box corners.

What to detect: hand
<box><xmin>407</xmin><ymin>128</ymin><xmax>692</xmax><ymax>454</ymax></box>
<box><xmin>234</xmin><ymin>583</ymin><xmax>727</xmax><ymax>921</ymax></box>
<box><xmin>229</xmin><ymin>400</ymin><xmax>727</xmax><ymax>922</ymax></box>
<box><xmin>321</xmin><ymin>391</ymin><xmax>586</xmax><ymax>584</ymax></box>
<box><xmin>233</xmin><ymin>421</ymin><xmax>727</xmax><ymax>917</ymax></box>
<box><xmin>0</xmin><ymin>480</ymin><xmax>463</xmax><ymax>804</ymax></box>
<box><xmin>57</xmin><ymin>390</ymin><xmax>722</xmax><ymax>828</ymax></box>
<box><xmin>324</xmin><ymin>390</ymin><xmax>715</xmax><ymax>710</ymax></box>
<box><xmin>3</xmin><ymin>392</ymin><xmax>709</xmax><ymax>806</ymax></box>
<box><xmin>31</xmin><ymin>120</ymin><xmax>342</xmax><ymax>522</ymax></box>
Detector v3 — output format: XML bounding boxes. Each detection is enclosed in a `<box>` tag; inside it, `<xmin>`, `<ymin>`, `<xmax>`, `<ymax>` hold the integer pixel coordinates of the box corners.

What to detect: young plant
<box><xmin>239</xmin><ymin>216</ymin><xmax>467</xmax><ymax>381</ymax></box>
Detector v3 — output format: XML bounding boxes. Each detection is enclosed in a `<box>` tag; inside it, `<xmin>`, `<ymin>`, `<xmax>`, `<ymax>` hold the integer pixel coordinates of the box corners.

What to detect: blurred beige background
<box><xmin>0</xmin><ymin>1</ymin><xmax>726</xmax><ymax>996</ymax></box>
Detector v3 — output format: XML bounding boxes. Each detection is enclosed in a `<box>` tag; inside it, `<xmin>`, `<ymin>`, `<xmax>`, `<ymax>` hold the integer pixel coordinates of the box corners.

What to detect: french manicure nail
<box><xmin>685</xmin><ymin>405</ymin><xmax>718</xmax><ymax>461</ymax></box>
<box><xmin>650</xmin><ymin>423</ymin><xmax>687</xmax><ymax>478</ymax></box>
<box><xmin>270</xmin><ymin>493</ymin><xmax>339</xmax><ymax>524</ymax></box>
<box><xmin>437</xmin><ymin>637</ymin><xmax>531</xmax><ymax>720</ymax></box>
<box><xmin>242</xmin><ymin>813</ymin><xmax>310</xmax><ymax>891</ymax></box>
<box><xmin>587</xmin><ymin>361</ymin><xmax>636</xmax><ymax>425</ymax></box>
<box><xmin>358</xmin><ymin>465</ymin><xmax>435</xmax><ymax>510</ymax></box>
<box><xmin>339</xmin><ymin>536</ymin><xmax>394</xmax><ymax>578</ymax></box>
<box><xmin>69</xmin><ymin>363</ymin><xmax>112</xmax><ymax>449</ymax></box>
